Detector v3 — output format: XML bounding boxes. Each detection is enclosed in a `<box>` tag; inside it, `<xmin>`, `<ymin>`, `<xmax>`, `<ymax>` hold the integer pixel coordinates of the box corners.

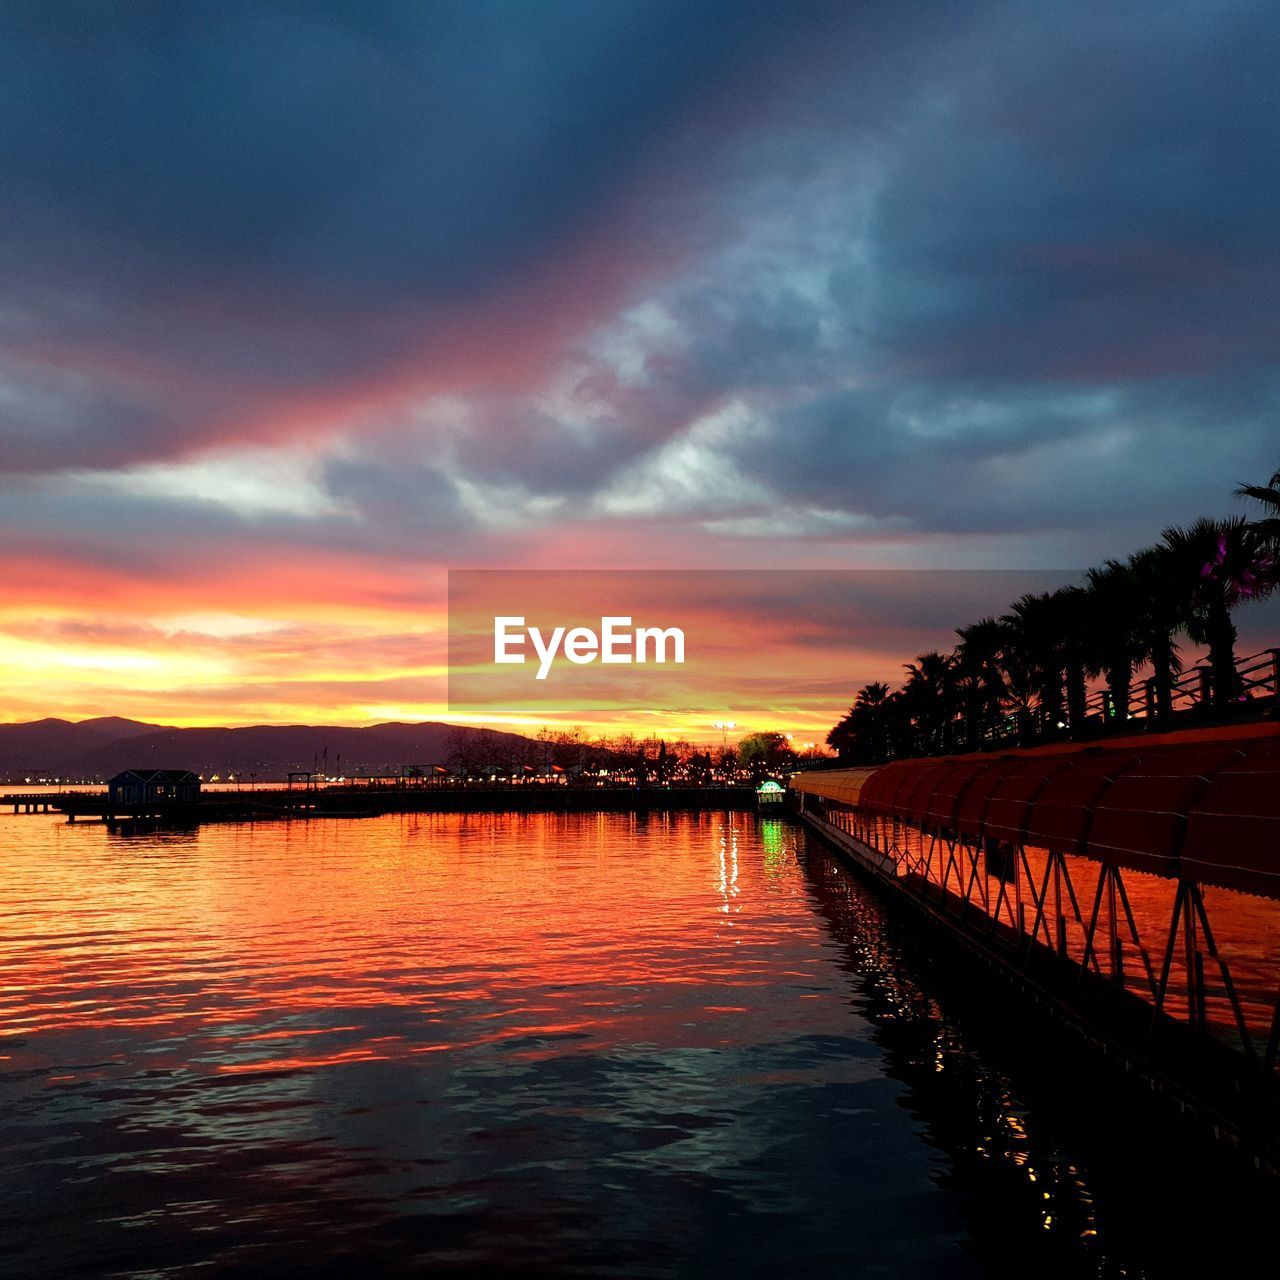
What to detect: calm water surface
<box><xmin>0</xmin><ymin>810</ymin><xmax>1271</xmax><ymax>1278</ymax></box>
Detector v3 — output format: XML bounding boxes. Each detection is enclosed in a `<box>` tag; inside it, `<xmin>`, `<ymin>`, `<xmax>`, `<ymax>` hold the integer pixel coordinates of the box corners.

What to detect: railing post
<box><xmin>1144</xmin><ymin>678</ymin><xmax>1157</xmax><ymax>719</ymax></box>
<box><xmin>1270</xmin><ymin>648</ymin><xmax>1280</xmax><ymax>699</ymax></box>
<box><xmin>1197</xmin><ymin>666</ymin><xmax>1213</xmax><ymax>705</ymax></box>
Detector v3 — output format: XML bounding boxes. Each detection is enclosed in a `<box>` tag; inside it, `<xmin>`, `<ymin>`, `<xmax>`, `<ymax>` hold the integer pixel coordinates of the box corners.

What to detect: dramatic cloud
<box><xmin>1</xmin><ymin>0</ymin><xmax>1277</xmax><ymax>727</ymax></box>
<box><xmin>0</xmin><ymin>0</ymin><xmax>857</xmax><ymax>468</ymax></box>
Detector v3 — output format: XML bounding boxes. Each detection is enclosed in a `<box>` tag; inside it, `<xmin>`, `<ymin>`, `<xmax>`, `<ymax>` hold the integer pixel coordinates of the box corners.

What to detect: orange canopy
<box><xmin>791</xmin><ymin>723</ymin><xmax>1280</xmax><ymax>897</ymax></box>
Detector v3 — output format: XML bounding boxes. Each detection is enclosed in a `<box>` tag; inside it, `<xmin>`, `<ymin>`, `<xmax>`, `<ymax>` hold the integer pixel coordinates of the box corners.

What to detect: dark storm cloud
<box><xmin>0</xmin><ymin>0</ymin><xmax>864</xmax><ymax>470</ymax></box>
<box><xmin>746</xmin><ymin>374</ymin><xmax>1280</xmax><ymax>544</ymax></box>
<box><xmin>1</xmin><ymin>0</ymin><xmax>831</xmax><ymax>298</ymax></box>
<box><xmin>866</xmin><ymin>0</ymin><xmax>1280</xmax><ymax>384</ymax></box>
<box><xmin>1</xmin><ymin>0</ymin><xmax>1276</xmax><ymax>567</ymax></box>
<box><xmin>340</xmin><ymin>0</ymin><xmax>1280</xmax><ymax>541</ymax></box>
<box><xmin>737</xmin><ymin>0</ymin><xmax>1280</xmax><ymax>548</ymax></box>
<box><xmin>560</xmin><ymin>0</ymin><xmax>1280</xmax><ymax>550</ymax></box>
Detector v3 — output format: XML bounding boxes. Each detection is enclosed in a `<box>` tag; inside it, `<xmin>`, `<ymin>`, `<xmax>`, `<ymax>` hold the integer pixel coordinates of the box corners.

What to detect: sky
<box><xmin>0</xmin><ymin>0</ymin><xmax>1277</xmax><ymax>738</ymax></box>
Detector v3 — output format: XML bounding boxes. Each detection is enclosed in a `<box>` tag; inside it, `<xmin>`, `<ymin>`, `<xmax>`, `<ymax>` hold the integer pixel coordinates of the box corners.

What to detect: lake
<box><xmin>0</xmin><ymin>810</ymin><xmax>1270</xmax><ymax>1277</ymax></box>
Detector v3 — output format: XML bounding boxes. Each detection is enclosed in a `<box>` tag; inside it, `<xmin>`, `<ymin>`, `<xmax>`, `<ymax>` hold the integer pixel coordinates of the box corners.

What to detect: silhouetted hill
<box><xmin>79</xmin><ymin>716</ymin><xmax>167</xmax><ymax>739</ymax></box>
<box><xmin>0</xmin><ymin>717</ymin><xmax>167</xmax><ymax>775</ymax></box>
<box><xmin>0</xmin><ymin>717</ymin><xmax>544</xmax><ymax>780</ymax></box>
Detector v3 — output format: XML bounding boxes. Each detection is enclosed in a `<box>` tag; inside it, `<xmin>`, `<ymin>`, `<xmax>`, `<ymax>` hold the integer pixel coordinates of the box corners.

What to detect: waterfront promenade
<box><xmin>792</xmin><ymin>720</ymin><xmax>1280</xmax><ymax>1167</ymax></box>
<box><xmin>10</xmin><ymin>721</ymin><xmax>1278</xmax><ymax>1169</ymax></box>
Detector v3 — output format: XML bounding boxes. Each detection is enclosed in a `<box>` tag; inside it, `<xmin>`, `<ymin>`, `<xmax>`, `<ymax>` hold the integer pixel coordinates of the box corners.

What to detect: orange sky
<box><xmin>3</xmin><ymin>3</ymin><xmax>1278</xmax><ymax>750</ymax></box>
<box><xmin>0</xmin><ymin>563</ymin><xmax>1084</xmax><ymax>744</ymax></box>
<box><xmin>4</xmin><ymin>542</ymin><xmax>1276</xmax><ymax>747</ymax></box>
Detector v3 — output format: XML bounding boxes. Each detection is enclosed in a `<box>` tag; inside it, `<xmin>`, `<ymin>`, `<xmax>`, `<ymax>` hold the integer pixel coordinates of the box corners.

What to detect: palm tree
<box><xmin>1127</xmin><ymin>545</ymin><xmax>1190</xmax><ymax>718</ymax></box>
<box><xmin>879</xmin><ymin>689</ymin><xmax>915</xmax><ymax>760</ymax></box>
<box><xmin>1161</xmin><ymin>517</ymin><xmax>1275</xmax><ymax>706</ymax></box>
<box><xmin>999</xmin><ymin>643</ymin><xmax>1041</xmax><ymax>744</ymax></box>
<box><xmin>903</xmin><ymin>651</ymin><xmax>957</xmax><ymax>754</ymax></box>
<box><xmin>1052</xmin><ymin>585</ymin><xmax>1093</xmax><ymax>732</ymax></box>
<box><xmin>955</xmin><ymin>617</ymin><xmax>1007</xmax><ymax>747</ymax></box>
<box><xmin>1002</xmin><ymin>592</ymin><xmax>1065</xmax><ymax>734</ymax></box>
<box><xmin>1235</xmin><ymin>465</ymin><xmax>1280</xmax><ymax>552</ymax></box>
<box><xmin>827</xmin><ymin>681</ymin><xmax>894</xmax><ymax>762</ymax></box>
<box><xmin>1085</xmin><ymin>560</ymin><xmax>1146</xmax><ymax>720</ymax></box>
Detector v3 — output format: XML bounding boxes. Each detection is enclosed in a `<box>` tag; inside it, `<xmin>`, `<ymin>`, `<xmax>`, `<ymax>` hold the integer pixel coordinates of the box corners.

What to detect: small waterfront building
<box><xmin>107</xmin><ymin>769</ymin><xmax>201</xmax><ymax>806</ymax></box>
<box><xmin>756</xmin><ymin>779</ymin><xmax>786</xmax><ymax>806</ymax></box>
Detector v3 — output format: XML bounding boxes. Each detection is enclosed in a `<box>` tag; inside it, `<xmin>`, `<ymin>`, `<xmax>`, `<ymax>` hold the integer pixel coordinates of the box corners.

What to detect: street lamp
<box><xmin>712</xmin><ymin>720</ymin><xmax>736</xmax><ymax>750</ymax></box>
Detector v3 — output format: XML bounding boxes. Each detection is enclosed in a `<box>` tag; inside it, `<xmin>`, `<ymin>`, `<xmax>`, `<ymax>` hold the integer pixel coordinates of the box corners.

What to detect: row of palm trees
<box><xmin>827</xmin><ymin>469</ymin><xmax>1280</xmax><ymax>763</ymax></box>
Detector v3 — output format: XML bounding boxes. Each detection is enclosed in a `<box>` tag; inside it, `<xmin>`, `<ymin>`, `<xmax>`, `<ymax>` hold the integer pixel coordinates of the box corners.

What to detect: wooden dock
<box><xmin>2</xmin><ymin>785</ymin><xmax>761</xmax><ymax>824</ymax></box>
<box><xmin>1</xmin><ymin>794</ymin><xmax>62</xmax><ymax>814</ymax></box>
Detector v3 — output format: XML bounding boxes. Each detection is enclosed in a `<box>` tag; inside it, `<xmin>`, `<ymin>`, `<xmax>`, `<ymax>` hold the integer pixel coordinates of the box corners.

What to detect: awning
<box><xmin>790</xmin><ymin>723</ymin><xmax>1280</xmax><ymax>898</ymax></box>
<box><xmin>788</xmin><ymin>767</ymin><xmax>880</xmax><ymax>807</ymax></box>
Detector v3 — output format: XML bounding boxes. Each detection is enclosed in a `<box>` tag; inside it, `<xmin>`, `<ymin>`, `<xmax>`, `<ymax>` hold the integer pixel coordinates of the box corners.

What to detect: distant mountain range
<box><xmin>0</xmin><ymin>717</ymin><xmax>541</xmax><ymax>780</ymax></box>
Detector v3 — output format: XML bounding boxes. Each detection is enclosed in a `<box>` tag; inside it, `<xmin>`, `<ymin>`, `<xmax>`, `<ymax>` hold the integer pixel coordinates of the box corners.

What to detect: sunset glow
<box><xmin>3</xmin><ymin>5</ymin><xmax>1280</xmax><ymax>1277</ymax></box>
<box><xmin>1</xmin><ymin>2</ymin><xmax>1276</xmax><ymax>741</ymax></box>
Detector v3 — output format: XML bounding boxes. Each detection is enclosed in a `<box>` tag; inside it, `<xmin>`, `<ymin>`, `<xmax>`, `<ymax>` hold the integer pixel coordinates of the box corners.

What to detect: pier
<box><xmin>791</xmin><ymin>720</ymin><xmax>1280</xmax><ymax>1168</ymax></box>
<box><xmin>1</xmin><ymin>795</ymin><xmax>60</xmax><ymax>814</ymax></box>
<box><xmin>2</xmin><ymin>783</ymin><xmax>760</xmax><ymax>824</ymax></box>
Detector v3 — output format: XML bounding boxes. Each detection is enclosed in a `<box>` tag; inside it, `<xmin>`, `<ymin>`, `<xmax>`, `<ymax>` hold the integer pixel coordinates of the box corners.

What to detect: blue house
<box><xmin>107</xmin><ymin>769</ymin><xmax>201</xmax><ymax>806</ymax></box>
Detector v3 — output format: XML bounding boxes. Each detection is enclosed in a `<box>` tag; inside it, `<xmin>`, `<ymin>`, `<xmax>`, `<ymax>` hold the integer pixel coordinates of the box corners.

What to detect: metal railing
<box><xmin>1085</xmin><ymin>647</ymin><xmax>1280</xmax><ymax>724</ymax></box>
<box><xmin>938</xmin><ymin>647</ymin><xmax>1280</xmax><ymax>752</ymax></box>
<box><xmin>797</xmin><ymin>792</ymin><xmax>1280</xmax><ymax>1088</ymax></box>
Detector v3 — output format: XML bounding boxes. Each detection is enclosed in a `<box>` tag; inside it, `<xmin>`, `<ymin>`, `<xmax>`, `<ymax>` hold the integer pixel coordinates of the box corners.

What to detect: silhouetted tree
<box><xmin>1126</xmin><ymin>545</ymin><xmax>1190</xmax><ymax>719</ymax></box>
<box><xmin>1051</xmin><ymin>585</ymin><xmax>1092</xmax><ymax>731</ymax></box>
<box><xmin>903</xmin><ymin>651</ymin><xmax>956</xmax><ymax>755</ymax></box>
<box><xmin>1236</xmin><ymin>464</ymin><xmax>1280</xmax><ymax>554</ymax></box>
<box><xmin>1162</xmin><ymin>517</ymin><xmax>1274</xmax><ymax>705</ymax></box>
<box><xmin>827</xmin><ymin>477</ymin><xmax>1280</xmax><ymax>756</ymax></box>
<box><xmin>827</xmin><ymin>682</ymin><xmax>894</xmax><ymax>762</ymax></box>
<box><xmin>1084</xmin><ymin>561</ymin><xmax>1145</xmax><ymax>721</ymax></box>
<box><xmin>1002</xmin><ymin>593</ymin><xmax>1065</xmax><ymax>734</ymax></box>
<box><xmin>738</xmin><ymin>731</ymin><xmax>792</xmax><ymax>777</ymax></box>
<box><xmin>955</xmin><ymin>617</ymin><xmax>1007</xmax><ymax>748</ymax></box>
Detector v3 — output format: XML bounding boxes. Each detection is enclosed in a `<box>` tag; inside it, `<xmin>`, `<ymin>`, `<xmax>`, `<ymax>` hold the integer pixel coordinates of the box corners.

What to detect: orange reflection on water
<box><xmin>4</xmin><ymin>806</ymin><xmax>1277</xmax><ymax>1280</ymax></box>
<box><xmin>0</xmin><ymin>810</ymin><xmax>846</xmax><ymax>1082</ymax></box>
